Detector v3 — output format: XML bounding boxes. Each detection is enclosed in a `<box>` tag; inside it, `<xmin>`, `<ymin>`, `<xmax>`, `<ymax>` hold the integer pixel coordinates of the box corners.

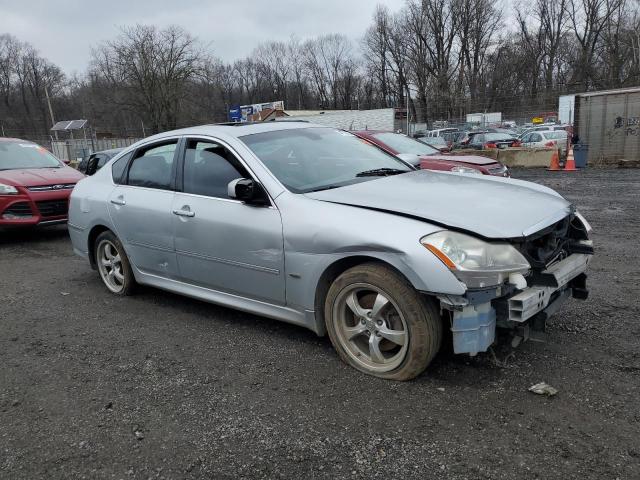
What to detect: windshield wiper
<box><xmin>355</xmin><ymin>167</ymin><xmax>408</xmax><ymax>177</ymax></box>
<box><xmin>307</xmin><ymin>185</ymin><xmax>342</xmax><ymax>193</ymax></box>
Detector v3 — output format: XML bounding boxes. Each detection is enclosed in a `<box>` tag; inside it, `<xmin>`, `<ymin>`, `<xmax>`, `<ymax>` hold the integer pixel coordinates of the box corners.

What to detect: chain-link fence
<box><xmin>1</xmin><ymin>128</ymin><xmax>142</xmax><ymax>162</ymax></box>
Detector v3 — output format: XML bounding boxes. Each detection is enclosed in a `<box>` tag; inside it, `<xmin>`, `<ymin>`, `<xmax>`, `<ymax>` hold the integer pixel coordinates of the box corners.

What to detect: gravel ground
<box><xmin>1</xmin><ymin>168</ymin><xmax>639</xmax><ymax>480</ymax></box>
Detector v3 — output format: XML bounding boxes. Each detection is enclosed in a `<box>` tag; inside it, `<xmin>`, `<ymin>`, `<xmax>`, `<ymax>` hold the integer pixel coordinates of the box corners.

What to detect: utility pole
<box><xmin>406</xmin><ymin>85</ymin><xmax>410</xmax><ymax>135</ymax></box>
<box><xmin>44</xmin><ymin>85</ymin><xmax>58</xmax><ymax>140</ymax></box>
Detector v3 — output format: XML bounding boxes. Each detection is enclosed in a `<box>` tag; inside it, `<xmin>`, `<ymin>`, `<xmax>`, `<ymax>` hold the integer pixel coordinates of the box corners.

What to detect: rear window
<box><xmin>421</xmin><ymin>136</ymin><xmax>446</xmax><ymax>146</ymax></box>
<box><xmin>484</xmin><ymin>133</ymin><xmax>514</xmax><ymax>141</ymax></box>
<box><xmin>544</xmin><ymin>131</ymin><xmax>568</xmax><ymax>140</ymax></box>
<box><xmin>371</xmin><ymin>132</ymin><xmax>439</xmax><ymax>155</ymax></box>
<box><xmin>0</xmin><ymin>141</ymin><xmax>61</xmax><ymax>170</ymax></box>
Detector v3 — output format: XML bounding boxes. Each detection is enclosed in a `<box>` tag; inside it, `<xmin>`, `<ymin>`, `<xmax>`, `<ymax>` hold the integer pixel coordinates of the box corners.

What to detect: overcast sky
<box><xmin>0</xmin><ymin>0</ymin><xmax>406</xmax><ymax>74</ymax></box>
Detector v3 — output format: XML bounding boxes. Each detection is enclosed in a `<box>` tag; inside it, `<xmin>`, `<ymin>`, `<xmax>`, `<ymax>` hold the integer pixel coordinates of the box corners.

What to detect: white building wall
<box><xmin>288</xmin><ymin>108</ymin><xmax>396</xmax><ymax>131</ymax></box>
<box><xmin>558</xmin><ymin>95</ymin><xmax>576</xmax><ymax>125</ymax></box>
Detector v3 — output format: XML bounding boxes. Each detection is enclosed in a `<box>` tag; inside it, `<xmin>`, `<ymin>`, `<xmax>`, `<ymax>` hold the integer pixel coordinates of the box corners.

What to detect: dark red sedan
<box><xmin>352</xmin><ymin>130</ymin><xmax>510</xmax><ymax>177</ymax></box>
<box><xmin>0</xmin><ymin>138</ymin><xmax>84</xmax><ymax>227</ymax></box>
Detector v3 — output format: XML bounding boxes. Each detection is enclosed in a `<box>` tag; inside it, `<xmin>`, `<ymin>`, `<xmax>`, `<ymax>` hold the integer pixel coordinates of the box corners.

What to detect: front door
<box><xmin>172</xmin><ymin>138</ymin><xmax>285</xmax><ymax>304</ymax></box>
<box><xmin>108</xmin><ymin>139</ymin><xmax>180</xmax><ymax>277</ymax></box>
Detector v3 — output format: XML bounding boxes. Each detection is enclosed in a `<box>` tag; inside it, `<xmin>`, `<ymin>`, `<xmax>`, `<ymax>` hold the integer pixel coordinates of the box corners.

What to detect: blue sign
<box><xmin>228</xmin><ymin>105</ymin><xmax>242</xmax><ymax>122</ymax></box>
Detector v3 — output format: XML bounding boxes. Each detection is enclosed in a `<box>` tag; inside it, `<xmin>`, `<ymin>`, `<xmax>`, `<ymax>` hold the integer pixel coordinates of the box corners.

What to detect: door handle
<box><xmin>110</xmin><ymin>198</ymin><xmax>126</xmax><ymax>206</ymax></box>
<box><xmin>172</xmin><ymin>209</ymin><xmax>195</xmax><ymax>218</ymax></box>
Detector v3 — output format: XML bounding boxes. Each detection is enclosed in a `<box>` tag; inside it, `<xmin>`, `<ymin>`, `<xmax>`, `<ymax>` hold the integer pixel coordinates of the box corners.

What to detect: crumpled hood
<box><xmin>305</xmin><ymin>170</ymin><xmax>572</xmax><ymax>239</ymax></box>
<box><xmin>0</xmin><ymin>166</ymin><xmax>84</xmax><ymax>187</ymax></box>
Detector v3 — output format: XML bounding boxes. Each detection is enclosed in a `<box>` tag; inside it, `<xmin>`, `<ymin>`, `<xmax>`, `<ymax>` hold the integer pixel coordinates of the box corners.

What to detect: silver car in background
<box><xmin>520</xmin><ymin>130</ymin><xmax>569</xmax><ymax>157</ymax></box>
<box><xmin>68</xmin><ymin>122</ymin><xmax>593</xmax><ymax>380</ymax></box>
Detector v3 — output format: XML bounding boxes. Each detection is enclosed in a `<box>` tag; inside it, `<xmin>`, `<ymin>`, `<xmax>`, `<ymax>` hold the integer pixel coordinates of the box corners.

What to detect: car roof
<box><xmin>0</xmin><ymin>137</ymin><xmax>33</xmax><ymax>143</ymax></box>
<box><xmin>141</xmin><ymin>121</ymin><xmax>318</xmax><ymax>143</ymax></box>
<box><xmin>95</xmin><ymin>147</ymin><xmax>124</xmax><ymax>155</ymax></box>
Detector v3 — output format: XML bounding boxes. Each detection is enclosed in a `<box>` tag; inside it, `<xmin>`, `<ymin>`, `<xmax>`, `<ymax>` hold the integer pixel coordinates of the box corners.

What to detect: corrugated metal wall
<box><xmin>578</xmin><ymin>91</ymin><xmax>640</xmax><ymax>164</ymax></box>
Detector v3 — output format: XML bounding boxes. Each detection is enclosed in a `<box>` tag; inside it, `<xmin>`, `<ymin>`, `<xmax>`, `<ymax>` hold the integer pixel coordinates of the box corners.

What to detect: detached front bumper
<box><xmin>439</xmin><ymin>252</ymin><xmax>591</xmax><ymax>355</ymax></box>
<box><xmin>505</xmin><ymin>253</ymin><xmax>590</xmax><ymax>322</ymax></box>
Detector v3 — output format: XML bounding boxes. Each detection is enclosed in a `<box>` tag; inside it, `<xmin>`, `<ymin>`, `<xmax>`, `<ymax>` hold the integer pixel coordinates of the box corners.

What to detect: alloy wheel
<box><xmin>332</xmin><ymin>283</ymin><xmax>409</xmax><ymax>373</ymax></box>
<box><xmin>97</xmin><ymin>239</ymin><xmax>125</xmax><ymax>293</ymax></box>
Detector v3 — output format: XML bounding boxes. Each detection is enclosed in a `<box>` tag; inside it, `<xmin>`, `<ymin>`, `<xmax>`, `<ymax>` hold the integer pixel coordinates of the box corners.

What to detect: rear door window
<box><xmin>127</xmin><ymin>142</ymin><xmax>178</xmax><ymax>190</ymax></box>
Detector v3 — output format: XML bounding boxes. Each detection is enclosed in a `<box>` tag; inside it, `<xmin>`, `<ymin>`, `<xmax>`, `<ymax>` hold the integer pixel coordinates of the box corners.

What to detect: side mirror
<box><xmin>227</xmin><ymin>178</ymin><xmax>270</xmax><ymax>206</ymax></box>
<box><xmin>396</xmin><ymin>153</ymin><xmax>422</xmax><ymax>167</ymax></box>
<box><xmin>86</xmin><ymin>157</ymin><xmax>98</xmax><ymax>176</ymax></box>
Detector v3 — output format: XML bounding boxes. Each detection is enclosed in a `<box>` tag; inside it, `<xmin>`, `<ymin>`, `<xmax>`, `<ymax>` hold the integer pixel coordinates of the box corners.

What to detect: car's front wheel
<box><xmin>325</xmin><ymin>263</ymin><xmax>442</xmax><ymax>381</ymax></box>
<box><xmin>94</xmin><ymin>230</ymin><xmax>135</xmax><ymax>295</ymax></box>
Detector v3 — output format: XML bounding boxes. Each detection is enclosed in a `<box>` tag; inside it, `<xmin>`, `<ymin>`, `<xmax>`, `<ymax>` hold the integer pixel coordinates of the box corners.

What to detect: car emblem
<box><xmin>52</xmin><ymin>184</ymin><xmax>64</xmax><ymax>190</ymax></box>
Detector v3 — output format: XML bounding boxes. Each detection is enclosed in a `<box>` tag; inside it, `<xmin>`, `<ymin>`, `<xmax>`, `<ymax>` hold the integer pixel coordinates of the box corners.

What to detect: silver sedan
<box><xmin>68</xmin><ymin>122</ymin><xmax>593</xmax><ymax>380</ymax></box>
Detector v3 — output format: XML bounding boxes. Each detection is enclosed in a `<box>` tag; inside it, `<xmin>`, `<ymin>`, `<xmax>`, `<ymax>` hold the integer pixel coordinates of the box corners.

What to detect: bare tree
<box><xmin>0</xmin><ymin>34</ymin><xmax>21</xmax><ymax>108</ymax></box>
<box><xmin>568</xmin><ymin>0</ymin><xmax>624</xmax><ymax>90</ymax></box>
<box><xmin>303</xmin><ymin>34</ymin><xmax>356</xmax><ymax>109</ymax></box>
<box><xmin>90</xmin><ymin>25</ymin><xmax>204</xmax><ymax>133</ymax></box>
<box><xmin>455</xmin><ymin>0</ymin><xmax>501</xmax><ymax>109</ymax></box>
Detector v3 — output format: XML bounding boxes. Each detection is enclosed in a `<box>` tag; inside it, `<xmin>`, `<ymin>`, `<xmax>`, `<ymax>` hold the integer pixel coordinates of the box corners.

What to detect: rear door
<box><xmin>171</xmin><ymin>137</ymin><xmax>285</xmax><ymax>304</ymax></box>
<box><xmin>108</xmin><ymin>139</ymin><xmax>180</xmax><ymax>277</ymax></box>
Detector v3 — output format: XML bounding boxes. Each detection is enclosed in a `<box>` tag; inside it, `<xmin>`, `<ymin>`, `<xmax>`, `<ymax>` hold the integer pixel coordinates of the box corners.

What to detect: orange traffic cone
<box><xmin>563</xmin><ymin>147</ymin><xmax>577</xmax><ymax>172</ymax></box>
<box><xmin>547</xmin><ymin>149</ymin><xmax>561</xmax><ymax>171</ymax></box>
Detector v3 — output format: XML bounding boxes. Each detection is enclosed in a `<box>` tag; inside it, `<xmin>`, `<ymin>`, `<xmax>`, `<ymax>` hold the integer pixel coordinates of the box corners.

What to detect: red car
<box><xmin>352</xmin><ymin>130</ymin><xmax>510</xmax><ymax>177</ymax></box>
<box><xmin>0</xmin><ymin>138</ymin><xmax>84</xmax><ymax>227</ymax></box>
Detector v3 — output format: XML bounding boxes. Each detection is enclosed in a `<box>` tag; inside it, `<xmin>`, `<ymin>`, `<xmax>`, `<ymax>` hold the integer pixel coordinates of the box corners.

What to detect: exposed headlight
<box><xmin>0</xmin><ymin>183</ymin><xmax>18</xmax><ymax>195</ymax></box>
<box><xmin>421</xmin><ymin>231</ymin><xmax>530</xmax><ymax>288</ymax></box>
<box><xmin>575</xmin><ymin>210</ymin><xmax>592</xmax><ymax>234</ymax></box>
<box><xmin>450</xmin><ymin>166</ymin><xmax>482</xmax><ymax>175</ymax></box>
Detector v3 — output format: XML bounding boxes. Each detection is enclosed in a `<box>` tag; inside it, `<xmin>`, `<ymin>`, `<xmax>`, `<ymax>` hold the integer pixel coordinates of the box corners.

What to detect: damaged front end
<box><xmin>432</xmin><ymin>213</ymin><xmax>593</xmax><ymax>356</ymax></box>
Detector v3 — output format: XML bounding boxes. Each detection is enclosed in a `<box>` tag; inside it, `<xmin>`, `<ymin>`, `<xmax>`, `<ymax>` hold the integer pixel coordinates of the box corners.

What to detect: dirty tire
<box><xmin>94</xmin><ymin>230</ymin><xmax>136</xmax><ymax>296</ymax></box>
<box><xmin>325</xmin><ymin>262</ymin><xmax>442</xmax><ymax>381</ymax></box>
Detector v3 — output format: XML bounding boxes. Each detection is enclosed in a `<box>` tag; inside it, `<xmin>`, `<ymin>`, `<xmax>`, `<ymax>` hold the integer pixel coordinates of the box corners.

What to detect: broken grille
<box><xmin>516</xmin><ymin>216</ymin><xmax>572</xmax><ymax>269</ymax></box>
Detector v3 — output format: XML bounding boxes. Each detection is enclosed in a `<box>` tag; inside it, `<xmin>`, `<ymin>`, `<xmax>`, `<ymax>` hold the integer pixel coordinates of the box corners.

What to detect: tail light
<box><xmin>485</xmin><ymin>142</ymin><xmax>497</xmax><ymax>148</ymax></box>
<box><xmin>545</xmin><ymin>141</ymin><xmax>556</xmax><ymax>147</ymax></box>
<box><xmin>512</xmin><ymin>140</ymin><xmax>521</xmax><ymax>147</ymax></box>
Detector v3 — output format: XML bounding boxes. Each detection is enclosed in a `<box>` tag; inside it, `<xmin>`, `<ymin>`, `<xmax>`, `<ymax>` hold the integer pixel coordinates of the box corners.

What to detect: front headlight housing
<box><xmin>450</xmin><ymin>166</ymin><xmax>482</xmax><ymax>175</ymax></box>
<box><xmin>0</xmin><ymin>183</ymin><xmax>18</xmax><ymax>195</ymax></box>
<box><xmin>421</xmin><ymin>231</ymin><xmax>530</xmax><ymax>288</ymax></box>
<box><xmin>574</xmin><ymin>210</ymin><xmax>592</xmax><ymax>235</ymax></box>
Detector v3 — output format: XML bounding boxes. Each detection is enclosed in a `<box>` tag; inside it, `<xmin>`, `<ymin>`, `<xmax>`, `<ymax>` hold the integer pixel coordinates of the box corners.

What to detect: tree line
<box><xmin>1</xmin><ymin>0</ymin><xmax>639</xmax><ymax>138</ymax></box>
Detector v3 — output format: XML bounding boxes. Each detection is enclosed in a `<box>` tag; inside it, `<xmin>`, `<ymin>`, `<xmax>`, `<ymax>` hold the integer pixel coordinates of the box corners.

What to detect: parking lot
<box><xmin>1</xmin><ymin>168</ymin><xmax>639</xmax><ymax>479</ymax></box>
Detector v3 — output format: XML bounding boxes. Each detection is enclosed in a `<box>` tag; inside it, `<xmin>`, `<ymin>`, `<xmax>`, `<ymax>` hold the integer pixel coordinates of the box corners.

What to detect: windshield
<box><xmin>0</xmin><ymin>141</ymin><xmax>62</xmax><ymax>170</ymax></box>
<box><xmin>372</xmin><ymin>132</ymin><xmax>439</xmax><ymax>155</ymax></box>
<box><xmin>240</xmin><ymin>127</ymin><xmax>413</xmax><ymax>193</ymax></box>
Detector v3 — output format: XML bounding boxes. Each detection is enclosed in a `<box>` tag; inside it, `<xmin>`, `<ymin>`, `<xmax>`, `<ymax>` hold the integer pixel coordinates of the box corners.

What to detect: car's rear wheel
<box><xmin>325</xmin><ymin>263</ymin><xmax>442</xmax><ymax>381</ymax></box>
<box><xmin>95</xmin><ymin>231</ymin><xmax>135</xmax><ymax>295</ymax></box>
